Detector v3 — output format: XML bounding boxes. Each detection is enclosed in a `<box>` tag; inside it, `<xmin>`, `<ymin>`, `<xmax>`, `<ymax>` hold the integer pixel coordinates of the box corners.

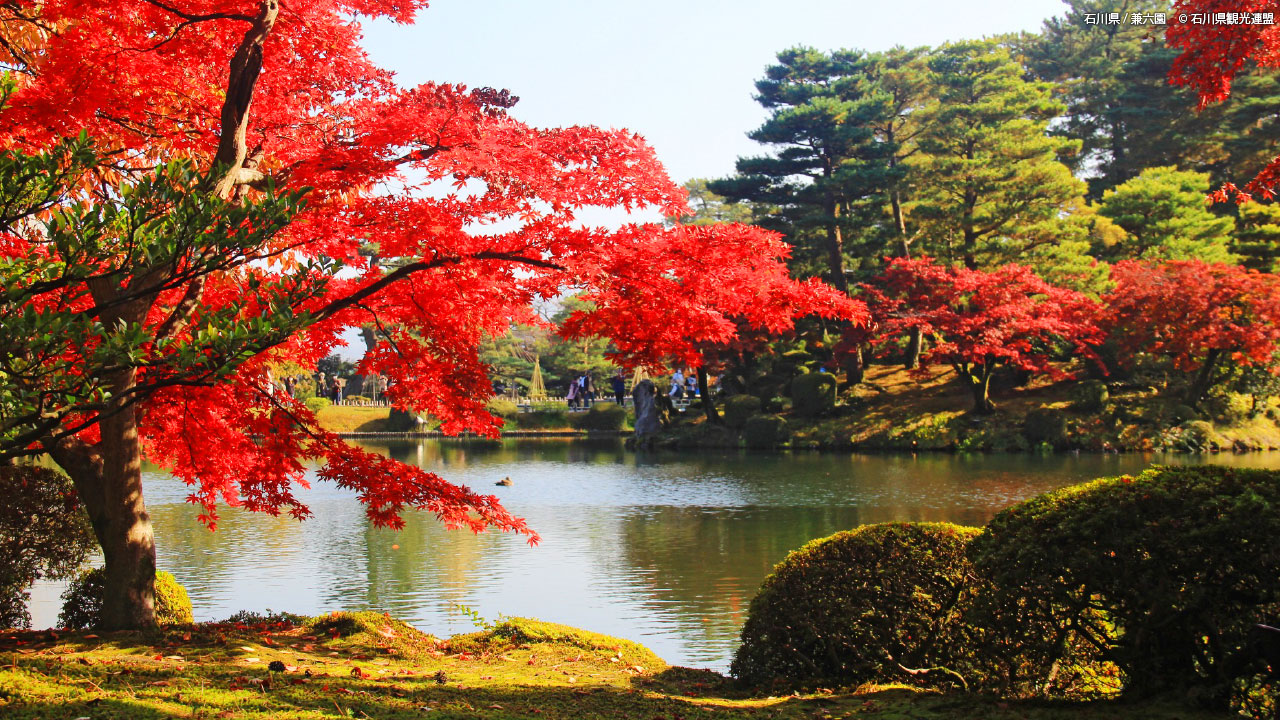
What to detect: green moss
<box><xmin>0</xmin><ymin>615</ymin><xmax>1236</xmax><ymax>720</ymax></box>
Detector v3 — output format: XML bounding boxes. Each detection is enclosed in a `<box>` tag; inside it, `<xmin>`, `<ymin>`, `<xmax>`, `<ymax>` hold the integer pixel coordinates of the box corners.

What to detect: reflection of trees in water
<box><xmin>615</xmin><ymin>506</ymin><xmax>866</xmax><ymax>649</ymax></box>
<box><xmin>355</xmin><ymin>514</ymin><xmax>495</xmax><ymax>622</ymax></box>
<box><xmin>148</xmin><ymin>492</ymin><xmax>336</xmax><ymax>620</ymax></box>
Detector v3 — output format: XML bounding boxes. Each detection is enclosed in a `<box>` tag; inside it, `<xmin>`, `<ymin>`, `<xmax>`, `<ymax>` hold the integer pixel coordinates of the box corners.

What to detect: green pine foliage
<box><xmin>1234</xmin><ymin>201</ymin><xmax>1280</xmax><ymax>272</ymax></box>
<box><xmin>908</xmin><ymin>40</ymin><xmax>1087</xmax><ymax>272</ymax></box>
<box><xmin>1096</xmin><ymin>166</ymin><xmax>1236</xmax><ymax>262</ymax></box>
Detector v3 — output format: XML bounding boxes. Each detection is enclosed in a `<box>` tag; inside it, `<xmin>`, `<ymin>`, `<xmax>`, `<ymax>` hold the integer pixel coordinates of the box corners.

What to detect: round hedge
<box><xmin>970</xmin><ymin>465</ymin><xmax>1280</xmax><ymax>706</ymax></box>
<box><xmin>58</xmin><ymin>568</ymin><xmax>193</xmax><ymax>629</ymax></box>
<box><xmin>722</xmin><ymin>395</ymin><xmax>762</xmax><ymax>430</ymax></box>
<box><xmin>742</xmin><ymin>414</ymin><xmax>788</xmax><ymax>449</ymax></box>
<box><xmin>731</xmin><ymin>522</ymin><xmax>983</xmax><ymax>688</ymax></box>
<box><xmin>790</xmin><ymin>372</ymin><xmax>837</xmax><ymax>418</ymax></box>
<box><xmin>0</xmin><ymin>465</ymin><xmax>95</xmax><ymax>629</ymax></box>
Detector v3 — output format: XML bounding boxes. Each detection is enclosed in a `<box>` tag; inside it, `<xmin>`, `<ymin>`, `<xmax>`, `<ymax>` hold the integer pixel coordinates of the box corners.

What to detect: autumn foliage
<box><xmin>0</xmin><ymin>0</ymin><xmax>860</xmax><ymax>628</ymax></box>
<box><xmin>863</xmin><ymin>258</ymin><xmax>1103</xmax><ymax>412</ymax></box>
<box><xmin>1106</xmin><ymin>260</ymin><xmax>1280</xmax><ymax>402</ymax></box>
<box><xmin>1168</xmin><ymin>1</ymin><xmax>1280</xmax><ymax>200</ymax></box>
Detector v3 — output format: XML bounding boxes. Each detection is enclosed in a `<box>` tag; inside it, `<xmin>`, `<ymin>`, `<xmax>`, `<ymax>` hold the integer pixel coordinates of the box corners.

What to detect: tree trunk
<box><xmin>697</xmin><ymin>366</ymin><xmax>720</xmax><ymax>425</ymax></box>
<box><xmin>51</xmin><ymin>374</ymin><xmax>157</xmax><ymax>630</ymax></box>
<box><xmin>96</xmin><ymin>392</ymin><xmax>158</xmax><ymax>630</ymax></box>
<box><xmin>1187</xmin><ymin>348</ymin><xmax>1223</xmax><ymax>407</ymax></box>
<box><xmin>969</xmin><ymin>367</ymin><xmax>995</xmax><ymax>414</ymax></box>
<box><xmin>845</xmin><ymin>344</ymin><xmax>866</xmax><ymax>385</ymax></box>
<box><xmin>905</xmin><ymin>327</ymin><xmax>923</xmax><ymax>370</ymax></box>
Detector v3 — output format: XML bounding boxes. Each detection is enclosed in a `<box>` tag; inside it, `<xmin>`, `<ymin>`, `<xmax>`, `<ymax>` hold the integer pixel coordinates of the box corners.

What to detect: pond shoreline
<box><xmin>331</xmin><ymin>429</ymin><xmax>1279</xmax><ymax>456</ymax></box>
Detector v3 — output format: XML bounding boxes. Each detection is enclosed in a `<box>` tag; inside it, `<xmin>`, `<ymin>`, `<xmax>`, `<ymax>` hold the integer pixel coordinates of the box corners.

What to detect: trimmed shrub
<box><xmin>970</xmin><ymin>466</ymin><xmax>1280</xmax><ymax>706</ymax></box>
<box><xmin>304</xmin><ymin>396</ymin><xmax>331</xmax><ymax>414</ymax></box>
<box><xmin>485</xmin><ymin>397</ymin><xmax>520</xmax><ymax>420</ymax></box>
<box><xmin>514</xmin><ymin>407</ymin><xmax>571</xmax><ymax>430</ymax></box>
<box><xmin>0</xmin><ymin>465</ymin><xmax>96</xmax><ymax>629</ymax></box>
<box><xmin>722</xmin><ymin>395</ymin><xmax>762</xmax><ymax>430</ymax></box>
<box><xmin>732</xmin><ymin>523</ymin><xmax>983</xmax><ymax>688</ymax></box>
<box><xmin>742</xmin><ymin>415</ymin><xmax>788</xmax><ymax>449</ymax></box>
<box><xmin>790</xmin><ymin>372</ymin><xmax>837</xmax><ymax>418</ymax></box>
<box><xmin>568</xmin><ymin>404</ymin><xmax>627</xmax><ymax>432</ymax></box>
<box><xmin>1070</xmin><ymin>380</ymin><xmax>1108</xmax><ymax>412</ymax></box>
<box><xmin>58</xmin><ymin>568</ymin><xmax>194</xmax><ymax>629</ymax></box>
<box><xmin>386</xmin><ymin>408</ymin><xmax>420</xmax><ymax>432</ymax></box>
<box><xmin>1022</xmin><ymin>408</ymin><xmax>1068</xmax><ymax>448</ymax></box>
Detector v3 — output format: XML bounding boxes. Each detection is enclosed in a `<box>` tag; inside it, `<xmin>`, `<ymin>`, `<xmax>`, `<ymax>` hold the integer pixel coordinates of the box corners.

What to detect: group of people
<box><xmin>310</xmin><ymin>372</ymin><xmax>389</xmax><ymax>405</ymax></box>
<box><xmin>563</xmin><ymin>370</ymin><xmax>632</xmax><ymax>409</ymax></box>
<box><xmin>667</xmin><ymin>369</ymin><xmax>699</xmax><ymax>400</ymax></box>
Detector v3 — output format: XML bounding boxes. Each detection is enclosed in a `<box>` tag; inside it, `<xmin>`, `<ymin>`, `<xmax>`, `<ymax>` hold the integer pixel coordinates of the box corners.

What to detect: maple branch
<box><xmin>212</xmin><ymin>0</ymin><xmax>279</xmax><ymax>199</ymax></box>
<box><xmin>153</xmin><ymin>275</ymin><xmax>205</xmax><ymax>344</ymax></box>
<box><xmin>310</xmin><ymin>251</ymin><xmax>565</xmax><ymax>324</ymax></box>
<box><xmin>138</xmin><ymin>0</ymin><xmax>254</xmax><ymax>24</ymax></box>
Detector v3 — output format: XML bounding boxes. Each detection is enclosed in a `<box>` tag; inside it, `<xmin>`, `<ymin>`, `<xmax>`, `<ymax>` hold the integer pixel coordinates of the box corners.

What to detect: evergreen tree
<box><xmin>1233</xmin><ymin>201</ymin><xmax>1280</xmax><ymax>273</ymax></box>
<box><xmin>908</xmin><ymin>40</ymin><xmax>1086</xmax><ymax>271</ymax></box>
<box><xmin>710</xmin><ymin>47</ymin><xmax>887</xmax><ymax>292</ymax></box>
<box><xmin>1096</xmin><ymin>166</ymin><xmax>1236</xmax><ymax>263</ymax></box>
<box><xmin>1024</xmin><ymin>0</ymin><xmax>1280</xmax><ymax>197</ymax></box>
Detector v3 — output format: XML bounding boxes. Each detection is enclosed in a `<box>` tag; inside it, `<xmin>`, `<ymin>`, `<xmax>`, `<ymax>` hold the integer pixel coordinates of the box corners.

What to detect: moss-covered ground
<box><xmin>0</xmin><ymin>613</ymin><xmax>1234</xmax><ymax>719</ymax></box>
<box><xmin>663</xmin><ymin>364</ymin><xmax>1280</xmax><ymax>453</ymax></box>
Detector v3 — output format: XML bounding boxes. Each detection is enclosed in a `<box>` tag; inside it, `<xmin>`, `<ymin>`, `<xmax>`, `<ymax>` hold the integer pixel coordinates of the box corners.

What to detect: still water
<box><xmin>27</xmin><ymin>440</ymin><xmax>1280</xmax><ymax>670</ymax></box>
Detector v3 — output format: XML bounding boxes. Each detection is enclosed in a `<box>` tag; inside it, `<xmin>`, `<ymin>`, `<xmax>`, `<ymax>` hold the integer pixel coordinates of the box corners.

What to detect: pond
<box><xmin>27</xmin><ymin>440</ymin><xmax>1280</xmax><ymax>671</ymax></box>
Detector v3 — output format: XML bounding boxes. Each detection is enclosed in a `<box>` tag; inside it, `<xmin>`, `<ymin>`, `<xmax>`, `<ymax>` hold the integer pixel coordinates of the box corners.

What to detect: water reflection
<box><xmin>26</xmin><ymin>440</ymin><xmax>1280</xmax><ymax>670</ymax></box>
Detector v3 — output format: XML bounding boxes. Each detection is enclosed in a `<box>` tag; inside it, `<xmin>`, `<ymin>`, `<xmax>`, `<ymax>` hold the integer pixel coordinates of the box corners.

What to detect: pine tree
<box><xmin>1233</xmin><ymin>202</ymin><xmax>1280</xmax><ymax>272</ymax></box>
<box><xmin>709</xmin><ymin>47</ymin><xmax>884</xmax><ymax>293</ymax></box>
<box><xmin>1096</xmin><ymin>166</ymin><xmax>1236</xmax><ymax>263</ymax></box>
<box><xmin>1024</xmin><ymin>0</ymin><xmax>1280</xmax><ymax>198</ymax></box>
<box><xmin>908</xmin><ymin>40</ymin><xmax>1086</xmax><ymax>271</ymax></box>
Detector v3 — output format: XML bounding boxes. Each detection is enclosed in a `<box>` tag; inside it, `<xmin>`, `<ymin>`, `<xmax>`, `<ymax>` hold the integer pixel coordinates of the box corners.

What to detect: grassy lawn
<box><xmin>0</xmin><ymin>613</ymin><xmax>1234</xmax><ymax>719</ymax></box>
<box><xmin>313</xmin><ymin>405</ymin><xmax>393</xmax><ymax>434</ymax></box>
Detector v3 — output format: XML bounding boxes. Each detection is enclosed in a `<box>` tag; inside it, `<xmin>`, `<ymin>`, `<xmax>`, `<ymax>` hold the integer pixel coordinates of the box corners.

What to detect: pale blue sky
<box><xmin>363</xmin><ymin>0</ymin><xmax>1072</xmax><ymax>185</ymax></box>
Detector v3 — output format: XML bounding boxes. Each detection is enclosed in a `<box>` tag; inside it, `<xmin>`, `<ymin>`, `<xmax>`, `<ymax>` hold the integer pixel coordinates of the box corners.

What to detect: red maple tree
<box><xmin>864</xmin><ymin>258</ymin><xmax>1103</xmax><ymax>413</ymax></box>
<box><xmin>1168</xmin><ymin>1</ymin><xmax>1280</xmax><ymax>200</ymax></box>
<box><xmin>1105</xmin><ymin>260</ymin><xmax>1280</xmax><ymax>403</ymax></box>
<box><xmin>0</xmin><ymin>1</ymin><xmax>860</xmax><ymax>628</ymax></box>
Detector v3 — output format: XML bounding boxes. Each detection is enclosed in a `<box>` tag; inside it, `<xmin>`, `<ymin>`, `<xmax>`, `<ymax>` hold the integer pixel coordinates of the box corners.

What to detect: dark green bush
<box><xmin>790</xmin><ymin>372</ymin><xmax>837</xmax><ymax>418</ymax></box>
<box><xmin>732</xmin><ymin>523</ymin><xmax>983</xmax><ymax>689</ymax></box>
<box><xmin>1070</xmin><ymin>380</ymin><xmax>1108</xmax><ymax>412</ymax></box>
<box><xmin>514</xmin><ymin>407</ymin><xmax>571</xmax><ymax>430</ymax></box>
<box><xmin>722</xmin><ymin>395</ymin><xmax>762</xmax><ymax>430</ymax></box>
<box><xmin>58</xmin><ymin>568</ymin><xmax>194</xmax><ymax>629</ymax></box>
<box><xmin>970</xmin><ymin>466</ymin><xmax>1280</xmax><ymax>706</ymax></box>
<box><xmin>386</xmin><ymin>408</ymin><xmax>421</xmax><ymax>432</ymax></box>
<box><xmin>0</xmin><ymin>465</ymin><xmax>96</xmax><ymax>629</ymax></box>
<box><xmin>742</xmin><ymin>415</ymin><xmax>788</xmax><ymax>449</ymax></box>
<box><xmin>568</xmin><ymin>404</ymin><xmax>626</xmax><ymax>432</ymax></box>
<box><xmin>222</xmin><ymin>609</ymin><xmax>309</xmax><ymax>626</ymax></box>
<box><xmin>1022</xmin><ymin>408</ymin><xmax>1068</xmax><ymax>448</ymax></box>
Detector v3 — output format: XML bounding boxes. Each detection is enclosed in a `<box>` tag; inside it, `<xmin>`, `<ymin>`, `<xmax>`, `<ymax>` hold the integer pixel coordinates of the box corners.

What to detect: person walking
<box><xmin>610</xmin><ymin>371</ymin><xmax>626</xmax><ymax>406</ymax></box>
<box><xmin>566</xmin><ymin>377</ymin><xmax>580</xmax><ymax>409</ymax></box>
<box><xmin>669</xmin><ymin>369</ymin><xmax>684</xmax><ymax>400</ymax></box>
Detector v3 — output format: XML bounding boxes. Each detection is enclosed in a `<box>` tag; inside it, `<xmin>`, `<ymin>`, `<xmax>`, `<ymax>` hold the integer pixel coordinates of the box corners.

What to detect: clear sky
<box><xmin>363</xmin><ymin>0</ymin><xmax>1072</xmax><ymax>186</ymax></box>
